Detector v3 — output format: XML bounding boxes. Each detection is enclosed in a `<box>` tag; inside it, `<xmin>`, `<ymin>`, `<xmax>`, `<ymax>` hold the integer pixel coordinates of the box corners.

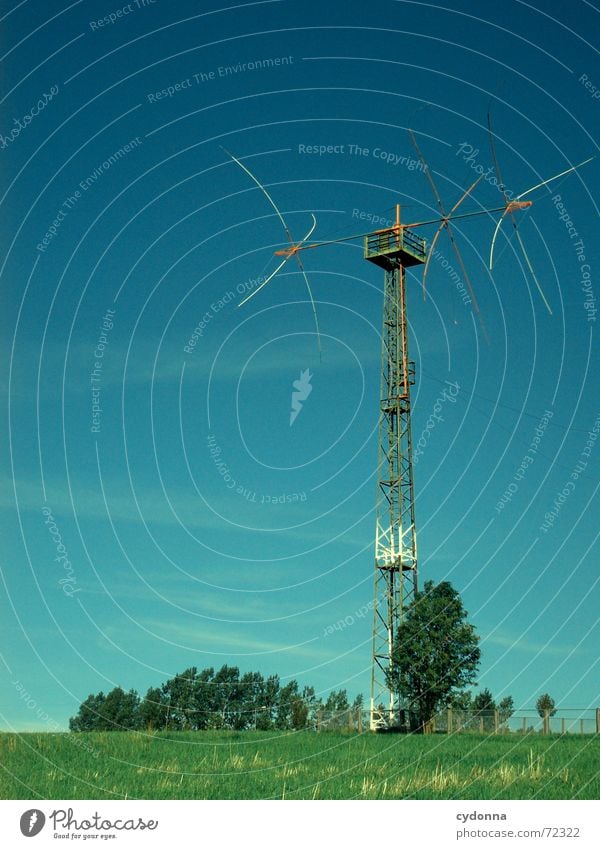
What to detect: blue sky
<box><xmin>0</xmin><ymin>0</ymin><xmax>598</xmax><ymax>731</ymax></box>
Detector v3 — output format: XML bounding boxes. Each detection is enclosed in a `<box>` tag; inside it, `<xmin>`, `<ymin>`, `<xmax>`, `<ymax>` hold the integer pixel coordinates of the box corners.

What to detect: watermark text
<box><xmin>91</xmin><ymin>309</ymin><xmax>116</xmax><ymax>433</ymax></box>
<box><xmin>413</xmin><ymin>381</ymin><xmax>460</xmax><ymax>464</ymax></box>
<box><xmin>41</xmin><ymin>505</ymin><xmax>80</xmax><ymax>596</ymax></box>
<box><xmin>1</xmin><ymin>85</ymin><xmax>59</xmax><ymax>151</ymax></box>
<box><xmin>495</xmin><ymin>409</ymin><xmax>553</xmax><ymax>514</ymax></box>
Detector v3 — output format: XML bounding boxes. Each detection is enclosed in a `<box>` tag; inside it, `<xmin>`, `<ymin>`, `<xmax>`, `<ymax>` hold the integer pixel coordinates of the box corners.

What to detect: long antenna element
<box><xmin>408</xmin><ymin>128</ymin><xmax>485</xmax><ymax>338</ymax></box>
<box><xmin>487</xmin><ymin>111</ymin><xmax>593</xmax><ymax>314</ymax></box>
<box><xmin>221</xmin><ymin>147</ymin><xmax>322</xmax><ymax>357</ymax></box>
<box><xmin>224</xmin><ymin>137</ymin><xmax>593</xmax><ymax>340</ymax></box>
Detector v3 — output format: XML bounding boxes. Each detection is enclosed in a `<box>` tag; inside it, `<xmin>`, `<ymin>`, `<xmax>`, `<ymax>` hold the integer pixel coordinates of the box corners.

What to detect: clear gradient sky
<box><xmin>0</xmin><ymin>0</ymin><xmax>598</xmax><ymax>731</ymax></box>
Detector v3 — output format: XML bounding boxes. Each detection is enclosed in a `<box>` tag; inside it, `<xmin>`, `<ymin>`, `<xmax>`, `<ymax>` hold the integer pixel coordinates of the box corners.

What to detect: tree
<box><xmin>162</xmin><ymin>667</ymin><xmax>199</xmax><ymax>730</ymax></box>
<box><xmin>536</xmin><ymin>693</ymin><xmax>557</xmax><ymax>734</ymax></box>
<box><xmin>448</xmin><ymin>690</ymin><xmax>473</xmax><ymax>730</ymax></box>
<box><xmin>300</xmin><ymin>686</ymin><xmax>319</xmax><ymax>728</ymax></box>
<box><xmin>100</xmin><ymin>687</ymin><xmax>141</xmax><ymax>730</ymax></box>
<box><xmin>386</xmin><ymin>580</ymin><xmax>481</xmax><ymax>732</ymax></box>
<box><xmin>69</xmin><ymin>688</ymin><xmax>141</xmax><ymax>731</ymax></box>
<box><xmin>325</xmin><ymin>688</ymin><xmax>349</xmax><ymax>713</ymax></box>
<box><xmin>472</xmin><ymin>688</ymin><xmax>495</xmax><ymax>711</ymax></box>
<box><xmin>69</xmin><ymin>692</ymin><xmax>106</xmax><ymax>732</ymax></box>
<box><xmin>139</xmin><ymin>686</ymin><xmax>169</xmax><ymax>731</ymax></box>
<box><xmin>324</xmin><ymin>689</ymin><xmax>350</xmax><ymax>728</ymax></box>
<box><xmin>237</xmin><ymin>671</ymin><xmax>265</xmax><ymax>730</ymax></box>
<box><xmin>212</xmin><ymin>665</ymin><xmax>242</xmax><ymax>728</ymax></box>
<box><xmin>449</xmin><ymin>691</ymin><xmax>473</xmax><ymax>711</ymax></box>
<box><xmin>473</xmin><ymin>688</ymin><xmax>496</xmax><ymax>732</ymax></box>
<box><xmin>276</xmin><ymin>680</ymin><xmax>301</xmax><ymax>729</ymax></box>
<box><xmin>192</xmin><ymin>667</ymin><xmax>216</xmax><ymax>730</ymax></box>
<box><xmin>256</xmin><ymin>674</ymin><xmax>280</xmax><ymax>730</ymax></box>
<box><xmin>497</xmin><ymin>695</ymin><xmax>514</xmax><ymax>730</ymax></box>
<box><xmin>352</xmin><ymin>693</ymin><xmax>364</xmax><ymax>711</ymax></box>
<box><xmin>290</xmin><ymin>694</ymin><xmax>309</xmax><ymax>730</ymax></box>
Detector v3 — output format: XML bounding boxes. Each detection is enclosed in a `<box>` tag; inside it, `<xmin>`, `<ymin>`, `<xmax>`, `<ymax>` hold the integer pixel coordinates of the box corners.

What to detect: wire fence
<box><xmin>432</xmin><ymin>708</ymin><xmax>599</xmax><ymax>736</ymax></box>
<box><xmin>314</xmin><ymin>708</ymin><xmax>600</xmax><ymax>735</ymax></box>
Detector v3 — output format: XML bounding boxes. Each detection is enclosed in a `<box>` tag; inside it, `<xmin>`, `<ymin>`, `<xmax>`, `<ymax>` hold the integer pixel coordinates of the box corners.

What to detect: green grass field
<box><xmin>0</xmin><ymin>730</ymin><xmax>597</xmax><ymax>800</ymax></box>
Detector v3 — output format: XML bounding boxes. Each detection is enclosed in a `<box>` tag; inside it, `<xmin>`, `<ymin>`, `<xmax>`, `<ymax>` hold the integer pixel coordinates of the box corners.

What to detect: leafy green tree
<box><xmin>536</xmin><ymin>693</ymin><xmax>557</xmax><ymax>734</ymax></box>
<box><xmin>100</xmin><ymin>687</ymin><xmax>141</xmax><ymax>730</ymax></box>
<box><xmin>290</xmin><ymin>694</ymin><xmax>309</xmax><ymax>730</ymax></box>
<box><xmin>323</xmin><ymin>689</ymin><xmax>350</xmax><ymax>728</ymax></box>
<box><xmin>348</xmin><ymin>693</ymin><xmax>365</xmax><ymax>730</ymax></box>
<box><xmin>69</xmin><ymin>688</ymin><xmax>140</xmax><ymax>731</ymax></box>
<box><xmin>446</xmin><ymin>690</ymin><xmax>474</xmax><ymax>731</ymax></box>
<box><xmin>237</xmin><ymin>671</ymin><xmax>265</xmax><ymax>730</ymax></box>
<box><xmin>351</xmin><ymin>693</ymin><xmax>364</xmax><ymax>721</ymax></box>
<box><xmin>300</xmin><ymin>686</ymin><xmax>320</xmax><ymax>728</ymax></box>
<box><xmin>139</xmin><ymin>686</ymin><xmax>169</xmax><ymax>730</ymax></box>
<box><xmin>276</xmin><ymin>680</ymin><xmax>301</xmax><ymax>729</ymax></box>
<box><xmin>325</xmin><ymin>688</ymin><xmax>349</xmax><ymax>713</ymax></box>
<box><xmin>162</xmin><ymin>668</ymin><xmax>199</xmax><ymax>730</ymax></box>
<box><xmin>473</xmin><ymin>688</ymin><xmax>496</xmax><ymax>731</ymax></box>
<box><xmin>69</xmin><ymin>692</ymin><xmax>107</xmax><ymax>732</ymax></box>
<box><xmin>352</xmin><ymin>693</ymin><xmax>364</xmax><ymax>710</ymax></box>
<box><xmin>255</xmin><ymin>674</ymin><xmax>280</xmax><ymax>730</ymax></box>
<box><xmin>191</xmin><ymin>667</ymin><xmax>216</xmax><ymax>730</ymax></box>
<box><xmin>212</xmin><ymin>665</ymin><xmax>241</xmax><ymax>728</ymax></box>
<box><xmin>498</xmin><ymin>695</ymin><xmax>515</xmax><ymax>729</ymax></box>
<box><xmin>449</xmin><ymin>691</ymin><xmax>473</xmax><ymax>711</ymax></box>
<box><xmin>386</xmin><ymin>580</ymin><xmax>481</xmax><ymax>732</ymax></box>
<box><xmin>472</xmin><ymin>688</ymin><xmax>495</xmax><ymax>711</ymax></box>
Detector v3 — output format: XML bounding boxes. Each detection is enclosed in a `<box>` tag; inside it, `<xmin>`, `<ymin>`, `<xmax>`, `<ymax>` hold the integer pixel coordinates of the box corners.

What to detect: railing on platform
<box><xmin>364</xmin><ymin>228</ymin><xmax>426</xmax><ymax>265</ymax></box>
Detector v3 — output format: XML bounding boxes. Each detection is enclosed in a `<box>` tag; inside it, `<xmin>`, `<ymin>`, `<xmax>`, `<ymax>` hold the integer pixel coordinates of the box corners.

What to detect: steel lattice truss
<box><xmin>369</xmin><ymin>255</ymin><xmax>420</xmax><ymax>730</ymax></box>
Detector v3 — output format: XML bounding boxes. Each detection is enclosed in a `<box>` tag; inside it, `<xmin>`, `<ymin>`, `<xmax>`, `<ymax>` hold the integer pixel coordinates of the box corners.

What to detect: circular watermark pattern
<box><xmin>0</xmin><ymin>0</ymin><xmax>597</xmax><ymax>809</ymax></box>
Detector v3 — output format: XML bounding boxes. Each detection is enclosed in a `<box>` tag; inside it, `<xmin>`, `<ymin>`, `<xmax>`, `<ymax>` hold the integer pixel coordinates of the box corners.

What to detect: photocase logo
<box><xmin>290</xmin><ymin>368</ymin><xmax>313</xmax><ymax>425</ymax></box>
<box><xmin>20</xmin><ymin>810</ymin><xmax>45</xmax><ymax>837</ymax></box>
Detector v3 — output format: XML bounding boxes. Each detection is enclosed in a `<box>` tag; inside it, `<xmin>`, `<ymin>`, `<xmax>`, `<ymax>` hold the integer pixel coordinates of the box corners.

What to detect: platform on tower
<box><xmin>364</xmin><ymin>228</ymin><xmax>426</xmax><ymax>269</ymax></box>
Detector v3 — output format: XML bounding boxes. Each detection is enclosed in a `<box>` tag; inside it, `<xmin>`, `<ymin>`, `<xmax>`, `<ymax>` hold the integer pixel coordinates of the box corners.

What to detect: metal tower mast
<box><xmin>226</xmin><ymin>139</ymin><xmax>588</xmax><ymax>732</ymax></box>
<box><xmin>365</xmin><ymin>205</ymin><xmax>426</xmax><ymax>730</ymax></box>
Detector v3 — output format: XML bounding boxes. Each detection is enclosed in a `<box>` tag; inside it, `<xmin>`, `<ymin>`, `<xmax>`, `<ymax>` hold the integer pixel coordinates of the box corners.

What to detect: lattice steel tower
<box><xmin>225</xmin><ymin>138</ymin><xmax>588</xmax><ymax>732</ymax></box>
<box><xmin>364</xmin><ymin>205</ymin><xmax>426</xmax><ymax>730</ymax></box>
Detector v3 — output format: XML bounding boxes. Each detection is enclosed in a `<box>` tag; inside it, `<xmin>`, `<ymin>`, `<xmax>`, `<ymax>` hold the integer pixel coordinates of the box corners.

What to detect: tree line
<box><xmin>70</xmin><ymin>579</ymin><xmax>557</xmax><ymax>735</ymax></box>
<box><xmin>69</xmin><ymin>665</ymin><xmax>363</xmax><ymax>732</ymax></box>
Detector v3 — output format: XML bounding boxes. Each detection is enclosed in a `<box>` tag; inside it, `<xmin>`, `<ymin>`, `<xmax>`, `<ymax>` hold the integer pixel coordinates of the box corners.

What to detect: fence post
<box><xmin>561</xmin><ymin>718</ymin><xmax>566</xmax><ymax>735</ymax></box>
<box><xmin>448</xmin><ymin>708</ymin><xmax>453</xmax><ymax>735</ymax></box>
<box><xmin>544</xmin><ymin>709</ymin><xmax>549</xmax><ymax>735</ymax></box>
<box><xmin>358</xmin><ymin>709</ymin><xmax>363</xmax><ymax>734</ymax></box>
<box><xmin>522</xmin><ymin>717</ymin><xmax>527</xmax><ymax>735</ymax></box>
<box><xmin>494</xmin><ymin>711</ymin><xmax>499</xmax><ymax>735</ymax></box>
<box><xmin>580</xmin><ymin>719</ymin><xmax>584</xmax><ymax>736</ymax></box>
<box><xmin>596</xmin><ymin>709</ymin><xmax>600</xmax><ymax>734</ymax></box>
